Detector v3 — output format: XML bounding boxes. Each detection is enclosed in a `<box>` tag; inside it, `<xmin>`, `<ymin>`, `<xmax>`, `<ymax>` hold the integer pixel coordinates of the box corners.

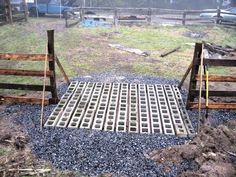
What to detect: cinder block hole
<box><xmin>96</xmin><ymin>120</ymin><xmax>101</xmax><ymax>123</ymax></box>
<box><xmin>61</xmin><ymin>118</ymin><xmax>67</xmax><ymax>121</ymax></box>
<box><xmin>162</xmin><ymin>110</ymin><xmax>168</xmax><ymax>114</ymax></box>
<box><xmin>97</xmin><ymin>115</ymin><xmax>103</xmax><ymax>118</ymax></box>
<box><xmin>59</xmin><ymin>122</ymin><xmax>65</xmax><ymax>126</ymax></box>
<box><xmin>120</xmin><ymin>112</ymin><xmax>125</xmax><ymax>116</ymax></box>
<box><xmin>153</xmin><ymin>124</ymin><xmax>159</xmax><ymax>128</ymax></box>
<box><xmin>142</xmin><ymin>118</ymin><xmax>147</xmax><ymax>121</ymax></box>
<box><xmin>153</xmin><ymin>119</ymin><xmax>159</xmax><ymax>123</ymax></box>
<box><xmin>164</xmin><ymin>120</ymin><xmax>170</xmax><ymax>123</ymax></box>
<box><xmin>175</xmin><ymin>120</ymin><xmax>181</xmax><ymax>124</ymax></box>
<box><xmin>166</xmin><ymin>129</ymin><xmax>173</xmax><ymax>134</ymax></box>
<box><xmin>47</xmin><ymin>121</ymin><xmax>53</xmax><ymax>125</ymax></box>
<box><xmin>71</xmin><ymin>123</ymin><xmax>76</xmax><ymax>126</ymax></box>
<box><xmin>50</xmin><ymin>116</ymin><xmax>56</xmax><ymax>120</ymax></box>
<box><xmin>86</xmin><ymin>114</ymin><xmax>92</xmax><ymax>118</ymax></box>
<box><xmin>130</xmin><ymin>128</ymin><xmax>136</xmax><ymax>131</ymax></box>
<box><xmin>72</xmin><ymin>118</ymin><xmax>78</xmax><ymax>122</ymax></box>
<box><xmin>178</xmin><ymin>125</ymin><xmax>183</xmax><ymax>129</ymax></box>
<box><xmin>141</xmin><ymin>114</ymin><xmax>147</xmax><ymax>117</ymax></box>
<box><xmin>64</xmin><ymin>113</ymin><xmax>70</xmax><ymax>116</ymax></box>
<box><xmin>66</xmin><ymin>109</ymin><xmax>71</xmax><ymax>112</ymax></box>
<box><xmin>107</xmin><ymin>126</ymin><xmax>112</xmax><ymax>130</ymax></box>
<box><xmin>95</xmin><ymin>125</ymin><xmax>100</xmax><ymax>129</ymax></box>
<box><xmin>108</xmin><ymin>116</ymin><xmax>113</xmax><ymax>119</ymax></box>
<box><xmin>119</xmin><ymin>122</ymin><xmax>124</xmax><ymax>125</ymax></box>
<box><xmin>74</xmin><ymin>113</ymin><xmax>81</xmax><ymax>117</ymax></box>
<box><xmin>107</xmin><ymin>121</ymin><xmax>113</xmax><ymax>125</ymax></box>
<box><xmin>119</xmin><ymin>116</ymin><xmax>125</xmax><ymax>120</ymax></box>
<box><xmin>166</xmin><ymin>125</ymin><xmax>172</xmax><ymax>128</ymax></box>
<box><xmin>118</xmin><ymin>127</ymin><xmax>124</xmax><ymax>131</ymax></box>
<box><xmin>131</xmin><ymin>113</ymin><xmax>136</xmax><ymax>117</ymax></box>
<box><xmin>97</xmin><ymin>111</ymin><xmax>103</xmax><ymax>115</ymax></box>
<box><xmin>154</xmin><ymin>129</ymin><xmax>160</xmax><ymax>133</ymax></box>
<box><xmin>142</xmin><ymin>123</ymin><xmax>148</xmax><ymax>127</ymax></box>
<box><xmin>142</xmin><ymin>128</ymin><xmax>148</xmax><ymax>133</ymax></box>
<box><xmin>82</xmin><ymin>123</ymin><xmax>89</xmax><ymax>127</ymax></box>
<box><xmin>109</xmin><ymin>112</ymin><xmax>114</xmax><ymax>116</ymax></box>
<box><xmin>130</xmin><ymin>122</ymin><xmax>136</xmax><ymax>126</ymax></box>
<box><xmin>153</xmin><ymin>115</ymin><xmax>158</xmax><ymax>118</ymax></box>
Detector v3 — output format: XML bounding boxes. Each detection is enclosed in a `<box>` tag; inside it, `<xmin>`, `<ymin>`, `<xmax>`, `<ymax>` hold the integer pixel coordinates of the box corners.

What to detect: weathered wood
<box><xmin>191</xmin><ymin>90</ymin><xmax>236</xmax><ymax>97</ymax></box>
<box><xmin>0</xmin><ymin>69</ymin><xmax>52</xmax><ymax>77</ymax></box>
<box><xmin>0</xmin><ymin>95</ymin><xmax>49</xmax><ymax>105</ymax></box>
<box><xmin>189</xmin><ymin>102</ymin><xmax>236</xmax><ymax>110</ymax></box>
<box><xmin>160</xmin><ymin>47</ymin><xmax>181</xmax><ymax>57</ymax></box>
<box><xmin>178</xmin><ymin>61</ymin><xmax>193</xmax><ymax>89</ymax></box>
<box><xmin>47</xmin><ymin>30</ymin><xmax>59</xmax><ymax>102</ymax></box>
<box><xmin>0</xmin><ymin>53</ymin><xmax>53</xmax><ymax>61</ymax></box>
<box><xmin>23</xmin><ymin>0</ymin><xmax>28</xmax><ymax>22</ymax></box>
<box><xmin>55</xmin><ymin>57</ymin><xmax>70</xmax><ymax>85</ymax></box>
<box><xmin>195</xmin><ymin>75</ymin><xmax>236</xmax><ymax>82</ymax></box>
<box><xmin>186</xmin><ymin>43</ymin><xmax>202</xmax><ymax>109</ymax></box>
<box><xmin>194</xmin><ymin>58</ymin><xmax>236</xmax><ymax>66</ymax></box>
<box><xmin>0</xmin><ymin>83</ymin><xmax>52</xmax><ymax>91</ymax></box>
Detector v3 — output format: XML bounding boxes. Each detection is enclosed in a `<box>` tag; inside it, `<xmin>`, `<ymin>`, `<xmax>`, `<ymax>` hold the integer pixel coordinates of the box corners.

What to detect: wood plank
<box><xmin>0</xmin><ymin>69</ymin><xmax>52</xmax><ymax>77</ymax></box>
<box><xmin>189</xmin><ymin>102</ymin><xmax>236</xmax><ymax>110</ymax></box>
<box><xmin>195</xmin><ymin>75</ymin><xmax>236</xmax><ymax>82</ymax></box>
<box><xmin>0</xmin><ymin>53</ymin><xmax>53</xmax><ymax>61</ymax></box>
<box><xmin>194</xmin><ymin>58</ymin><xmax>236</xmax><ymax>66</ymax></box>
<box><xmin>0</xmin><ymin>95</ymin><xmax>49</xmax><ymax>105</ymax></box>
<box><xmin>191</xmin><ymin>90</ymin><xmax>236</xmax><ymax>97</ymax></box>
<box><xmin>0</xmin><ymin>83</ymin><xmax>52</xmax><ymax>91</ymax></box>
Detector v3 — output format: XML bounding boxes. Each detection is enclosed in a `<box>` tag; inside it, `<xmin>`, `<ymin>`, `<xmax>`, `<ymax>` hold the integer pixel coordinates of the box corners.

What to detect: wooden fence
<box><xmin>0</xmin><ymin>0</ymin><xmax>28</xmax><ymax>25</ymax></box>
<box><xmin>0</xmin><ymin>30</ymin><xmax>59</xmax><ymax>105</ymax></box>
<box><xmin>65</xmin><ymin>7</ymin><xmax>236</xmax><ymax>27</ymax></box>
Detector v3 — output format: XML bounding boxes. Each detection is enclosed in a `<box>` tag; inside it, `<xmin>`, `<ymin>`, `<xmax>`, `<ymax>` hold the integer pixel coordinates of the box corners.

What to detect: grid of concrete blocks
<box><xmin>44</xmin><ymin>81</ymin><xmax>195</xmax><ymax>137</ymax></box>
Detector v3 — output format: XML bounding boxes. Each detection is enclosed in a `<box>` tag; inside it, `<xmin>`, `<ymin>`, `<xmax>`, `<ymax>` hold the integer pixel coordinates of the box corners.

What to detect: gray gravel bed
<box><xmin>2</xmin><ymin>72</ymin><xmax>236</xmax><ymax>177</ymax></box>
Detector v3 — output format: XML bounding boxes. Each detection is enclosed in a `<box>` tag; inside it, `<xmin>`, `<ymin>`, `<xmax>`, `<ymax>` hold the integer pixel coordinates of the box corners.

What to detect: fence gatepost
<box><xmin>182</xmin><ymin>11</ymin><xmax>186</xmax><ymax>25</ymax></box>
<box><xmin>47</xmin><ymin>30</ymin><xmax>59</xmax><ymax>104</ymax></box>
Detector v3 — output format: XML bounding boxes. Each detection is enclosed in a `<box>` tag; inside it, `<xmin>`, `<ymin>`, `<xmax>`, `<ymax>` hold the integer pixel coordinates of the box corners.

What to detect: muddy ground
<box><xmin>147</xmin><ymin>120</ymin><xmax>236</xmax><ymax>177</ymax></box>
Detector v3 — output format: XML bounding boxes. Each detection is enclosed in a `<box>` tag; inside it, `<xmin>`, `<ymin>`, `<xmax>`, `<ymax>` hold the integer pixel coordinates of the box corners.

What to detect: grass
<box><xmin>0</xmin><ymin>18</ymin><xmax>236</xmax><ymax>90</ymax></box>
<box><xmin>0</xmin><ymin>148</ymin><xmax>7</xmax><ymax>156</ymax></box>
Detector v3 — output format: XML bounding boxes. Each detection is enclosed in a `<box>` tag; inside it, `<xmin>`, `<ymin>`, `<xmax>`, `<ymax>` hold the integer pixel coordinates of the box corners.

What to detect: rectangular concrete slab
<box><xmin>45</xmin><ymin>82</ymin><xmax>194</xmax><ymax>137</ymax></box>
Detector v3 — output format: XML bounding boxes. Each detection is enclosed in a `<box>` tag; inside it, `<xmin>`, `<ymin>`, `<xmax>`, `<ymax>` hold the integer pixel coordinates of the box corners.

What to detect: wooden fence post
<box><xmin>47</xmin><ymin>30</ymin><xmax>59</xmax><ymax>104</ymax></box>
<box><xmin>4</xmin><ymin>0</ymin><xmax>12</xmax><ymax>24</ymax></box>
<box><xmin>147</xmin><ymin>8</ymin><xmax>152</xmax><ymax>25</ymax></box>
<box><xmin>216</xmin><ymin>7</ymin><xmax>221</xmax><ymax>24</ymax></box>
<box><xmin>23</xmin><ymin>0</ymin><xmax>28</xmax><ymax>22</ymax></box>
<box><xmin>182</xmin><ymin>12</ymin><xmax>186</xmax><ymax>25</ymax></box>
<box><xmin>114</xmin><ymin>8</ymin><xmax>118</xmax><ymax>29</ymax></box>
<box><xmin>65</xmin><ymin>11</ymin><xmax>68</xmax><ymax>27</ymax></box>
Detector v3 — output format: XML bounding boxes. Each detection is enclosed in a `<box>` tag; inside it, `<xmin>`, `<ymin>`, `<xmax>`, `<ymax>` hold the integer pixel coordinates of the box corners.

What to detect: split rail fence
<box><xmin>65</xmin><ymin>7</ymin><xmax>236</xmax><ymax>28</ymax></box>
<box><xmin>187</xmin><ymin>43</ymin><xmax>236</xmax><ymax>110</ymax></box>
<box><xmin>0</xmin><ymin>30</ymin><xmax>59</xmax><ymax>105</ymax></box>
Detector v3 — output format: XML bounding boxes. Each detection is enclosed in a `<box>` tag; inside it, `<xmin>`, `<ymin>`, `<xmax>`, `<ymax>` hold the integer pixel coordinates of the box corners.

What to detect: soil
<box><xmin>146</xmin><ymin>120</ymin><xmax>236</xmax><ymax>177</ymax></box>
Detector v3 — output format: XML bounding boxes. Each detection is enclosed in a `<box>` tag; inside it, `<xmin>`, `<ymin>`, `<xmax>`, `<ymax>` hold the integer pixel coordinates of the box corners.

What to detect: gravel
<box><xmin>2</xmin><ymin>72</ymin><xmax>236</xmax><ymax>177</ymax></box>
